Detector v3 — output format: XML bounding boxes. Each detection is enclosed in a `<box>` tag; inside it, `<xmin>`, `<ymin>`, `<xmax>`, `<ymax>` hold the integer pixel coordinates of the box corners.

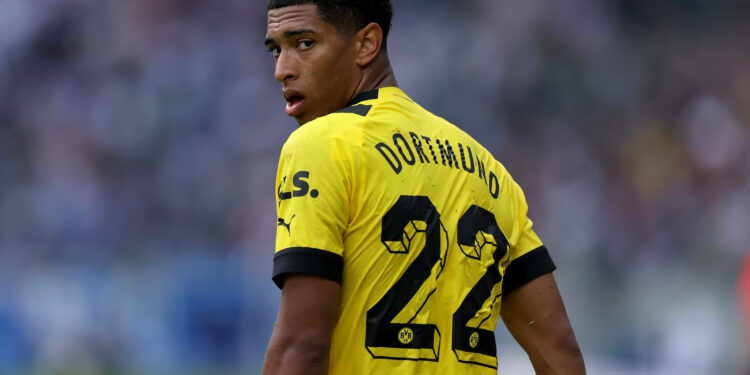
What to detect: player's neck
<box><xmin>353</xmin><ymin>53</ymin><xmax>398</xmax><ymax>97</ymax></box>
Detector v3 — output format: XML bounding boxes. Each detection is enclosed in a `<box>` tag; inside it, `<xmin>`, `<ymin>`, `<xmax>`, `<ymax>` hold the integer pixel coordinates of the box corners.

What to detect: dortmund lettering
<box><xmin>393</xmin><ymin>133</ymin><xmax>416</xmax><ymax>166</ymax></box>
<box><xmin>376</xmin><ymin>142</ymin><xmax>403</xmax><ymax>175</ymax></box>
<box><xmin>459</xmin><ymin>144</ymin><xmax>474</xmax><ymax>173</ymax></box>
<box><xmin>476</xmin><ymin>156</ymin><xmax>487</xmax><ymax>184</ymax></box>
<box><xmin>436</xmin><ymin>139</ymin><xmax>459</xmax><ymax>169</ymax></box>
<box><xmin>409</xmin><ymin>132</ymin><xmax>429</xmax><ymax>164</ymax></box>
<box><xmin>421</xmin><ymin>136</ymin><xmax>439</xmax><ymax>164</ymax></box>
<box><xmin>488</xmin><ymin>171</ymin><xmax>499</xmax><ymax>199</ymax></box>
<box><xmin>373</xmin><ymin>132</ymin><xmax>502</xmax><ymax>199</ymax></box>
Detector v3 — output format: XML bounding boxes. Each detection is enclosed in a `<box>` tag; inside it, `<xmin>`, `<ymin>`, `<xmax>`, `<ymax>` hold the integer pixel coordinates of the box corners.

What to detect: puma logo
<box><xmin>277</xmin><ymin>215</ymin><xmax>296</xmax><ymax>235</ymax></box>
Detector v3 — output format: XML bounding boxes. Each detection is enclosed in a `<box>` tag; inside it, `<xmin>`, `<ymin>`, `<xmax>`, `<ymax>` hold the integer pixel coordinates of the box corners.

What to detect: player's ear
<box><xmin>354</xmin><ymin>22</ymin><xmax>383</xmax><ymax>67</ymax></box>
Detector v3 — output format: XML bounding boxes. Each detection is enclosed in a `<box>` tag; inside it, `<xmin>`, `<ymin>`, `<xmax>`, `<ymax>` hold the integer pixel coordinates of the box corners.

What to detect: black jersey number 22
<box><xmin>365</xmin><ymin>195</ymin><xmax>509</xmax><ymax>369</ymax></box>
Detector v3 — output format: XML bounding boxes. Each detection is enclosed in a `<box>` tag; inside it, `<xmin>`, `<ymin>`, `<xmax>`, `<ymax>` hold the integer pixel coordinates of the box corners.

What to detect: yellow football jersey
<box><xmin>273</xmin><ymin>87</ymin><xmax>555</xmax><ymax>374</ymax></box>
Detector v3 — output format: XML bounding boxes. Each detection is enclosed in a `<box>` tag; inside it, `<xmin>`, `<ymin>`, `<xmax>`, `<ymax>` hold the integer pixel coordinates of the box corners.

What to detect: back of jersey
<box><xmin>273</xmin><ymin>87</ymin><xmax>555</xmax><ymax>374</ymax></box>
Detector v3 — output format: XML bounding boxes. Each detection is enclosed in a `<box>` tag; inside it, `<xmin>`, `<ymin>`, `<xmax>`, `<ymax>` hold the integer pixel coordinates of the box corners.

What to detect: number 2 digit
<box><xmin>365</xmin><ymin>196</ymin><xmax>510</xmax><ymax>369</ymax></box>
<box><xmin>365</xmin><ymin>195</ymin><xmax>447</xmax><ymax>361</ymax></box>
<box><xmin>453</xmin><ymin>205</ymin><xmax>509</xmax><ymax>368</ymax></box>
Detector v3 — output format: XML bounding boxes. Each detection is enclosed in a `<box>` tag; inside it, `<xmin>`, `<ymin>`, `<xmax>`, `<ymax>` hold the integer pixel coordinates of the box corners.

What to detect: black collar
<box><xmin>347</xmin><ymin>89</ymin><xmax>379</xmax><ymax>107</ymax></box>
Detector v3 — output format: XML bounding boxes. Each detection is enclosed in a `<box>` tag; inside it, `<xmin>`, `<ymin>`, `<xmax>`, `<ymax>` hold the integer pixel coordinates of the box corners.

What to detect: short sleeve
<box><xmin>501</xmin><ymin>177</ymin><xmax>556</xmax><ymax>295</ymax></box>
<box><xmin>272</xmin><ymin>122</ymin><xmax>355</xmax><ymax>289</ymax></box>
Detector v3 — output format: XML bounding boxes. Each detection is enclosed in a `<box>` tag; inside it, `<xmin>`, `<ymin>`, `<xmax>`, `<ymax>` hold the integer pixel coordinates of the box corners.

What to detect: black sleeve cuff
<box><xmin>502</xmin><ymin>246</ymin><xmax>556</xmax><ymax>295</ymax></box>
<box><xmin>272</xmin><ymin>247</ymin><xmax>344</xmax><ymax>289</ymax></box>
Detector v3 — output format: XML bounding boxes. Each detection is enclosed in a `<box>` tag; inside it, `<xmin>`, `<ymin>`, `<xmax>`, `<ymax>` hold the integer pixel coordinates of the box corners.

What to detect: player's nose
<box><xmin>274</xmin><ymin>51</ymin><xmax>297</xmax><ymax>83</ymax></box>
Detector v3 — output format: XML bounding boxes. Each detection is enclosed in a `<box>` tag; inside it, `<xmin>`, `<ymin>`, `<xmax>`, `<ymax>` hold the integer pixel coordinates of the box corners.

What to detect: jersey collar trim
<box><xmin>347</xmin><ymin>89</ymin><xmax>380</xmax><ymax>106</ymax></box>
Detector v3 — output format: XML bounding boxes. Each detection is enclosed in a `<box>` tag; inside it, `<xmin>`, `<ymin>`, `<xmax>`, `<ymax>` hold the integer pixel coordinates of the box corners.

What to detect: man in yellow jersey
<box><xmin>262</xmin><ymin>1</ymin><xmax>586</xmax><ymax>374</ymax></box>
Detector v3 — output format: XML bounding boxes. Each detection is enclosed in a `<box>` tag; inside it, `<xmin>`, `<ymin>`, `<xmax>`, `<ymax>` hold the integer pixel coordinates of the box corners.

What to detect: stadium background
<box><xmin>1</xmin><ymin>0</ymin><xmax>749</xmax><ymax>374</ymax></box>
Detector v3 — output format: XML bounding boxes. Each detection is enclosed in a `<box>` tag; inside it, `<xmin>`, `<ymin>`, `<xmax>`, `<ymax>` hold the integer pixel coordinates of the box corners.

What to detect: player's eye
<box><xmin>298</xmin><ymin>40</ymin><xmax>314</xmax><ymax>50</ymax></box>
<box><xmin>269</xmin><ymin>46</ymin><xmax>281</xmax><ymax>57</ymax></box>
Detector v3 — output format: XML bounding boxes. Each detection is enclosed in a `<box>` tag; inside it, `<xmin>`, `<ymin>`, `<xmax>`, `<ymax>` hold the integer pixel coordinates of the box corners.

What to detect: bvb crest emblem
<box><xmin>398</xmin><ymin>327</ymin><xmax>414</xmax><ymax>344</ymax></box>
<box><xmin>469</xmin><ymin>331</ymin><xmax>479</xmax><ymax>349</ymax></box>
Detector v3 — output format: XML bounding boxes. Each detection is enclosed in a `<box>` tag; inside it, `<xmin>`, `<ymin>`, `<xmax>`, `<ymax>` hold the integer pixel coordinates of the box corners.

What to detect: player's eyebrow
<box><xmin>265</xmin><ymin>29</ymin><xmax>316</xmax><ymax>46</ymax></box>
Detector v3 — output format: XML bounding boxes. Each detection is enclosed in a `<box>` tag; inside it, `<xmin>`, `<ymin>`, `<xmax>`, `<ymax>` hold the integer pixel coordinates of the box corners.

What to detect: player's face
<box><xmin>266</xmin><ymin>5</ymin><xmax>361</xmax><ymax>125</ymax></box>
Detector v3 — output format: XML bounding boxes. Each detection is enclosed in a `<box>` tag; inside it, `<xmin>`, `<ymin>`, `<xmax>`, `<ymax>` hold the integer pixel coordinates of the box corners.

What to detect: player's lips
<box><xmin>283</xmin><ymin>89</ymin><xmax>305</xmax><ymax>117</ymax></box>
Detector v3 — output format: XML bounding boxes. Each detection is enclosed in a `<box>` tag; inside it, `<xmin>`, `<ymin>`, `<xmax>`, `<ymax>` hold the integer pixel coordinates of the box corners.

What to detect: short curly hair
<box><xmin>267</xmin><ymin>0</ymin><xmax>393</xmax><ymax>51</ymax></box>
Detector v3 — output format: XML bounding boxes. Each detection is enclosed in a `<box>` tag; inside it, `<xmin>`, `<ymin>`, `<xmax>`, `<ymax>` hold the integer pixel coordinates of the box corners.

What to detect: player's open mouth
<box><xmin>285</xmin><ymin>95</ymin><xmax>304</xmax><ymax>117</ymax></box>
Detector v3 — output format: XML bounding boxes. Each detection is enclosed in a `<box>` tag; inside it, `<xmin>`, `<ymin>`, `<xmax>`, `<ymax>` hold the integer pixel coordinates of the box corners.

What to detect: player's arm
<box><xmin>262</xmin><ymin>273</ymin><xmax>340</xmax><ymax>375</ymax></box>
<box><xmin>500</xmin><ymin>272</ymin><xmax>585</xmax><ymax>374</ymax></box>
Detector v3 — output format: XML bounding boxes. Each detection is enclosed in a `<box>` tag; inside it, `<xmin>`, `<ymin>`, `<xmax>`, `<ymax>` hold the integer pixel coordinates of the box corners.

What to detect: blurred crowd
<box><xmin>1</xmin><ymin>0</ymin><xmax>748</xmax><ymax>373</ymax></box>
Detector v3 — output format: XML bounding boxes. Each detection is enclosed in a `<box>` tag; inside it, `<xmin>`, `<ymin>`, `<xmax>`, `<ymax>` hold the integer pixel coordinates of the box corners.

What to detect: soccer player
<box><xmin>262</xmin><ymin>1</ymin><xmax>586</xmax><ymax>374</ymax></box>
